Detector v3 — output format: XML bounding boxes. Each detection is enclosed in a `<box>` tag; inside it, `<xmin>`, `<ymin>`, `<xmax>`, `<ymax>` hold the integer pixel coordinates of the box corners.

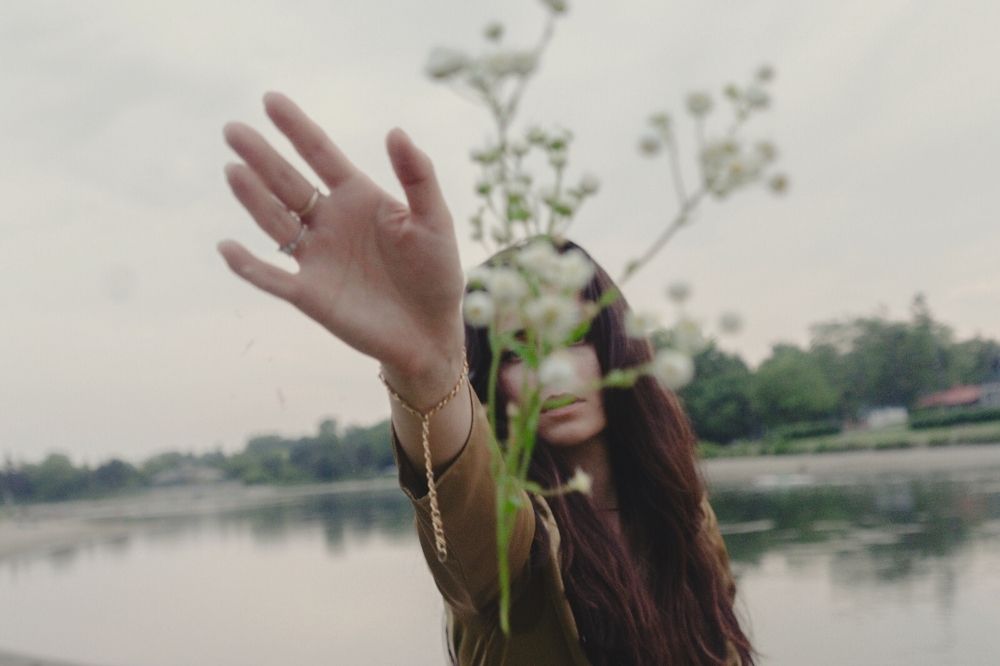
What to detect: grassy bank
<box><xmin>699</xmin><ymin>420</ymin><xmax>1000</xmax><ymax>459</ymax></box>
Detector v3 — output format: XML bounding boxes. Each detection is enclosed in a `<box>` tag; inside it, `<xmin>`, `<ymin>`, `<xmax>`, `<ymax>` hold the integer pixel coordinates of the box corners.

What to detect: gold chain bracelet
<box><xmin>379</xmin><ymin>357</ymin><xmax>470</xmax><ymax>563</ymax></box>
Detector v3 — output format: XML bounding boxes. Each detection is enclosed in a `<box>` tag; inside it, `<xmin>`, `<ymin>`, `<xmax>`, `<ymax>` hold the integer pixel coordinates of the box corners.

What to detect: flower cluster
<box><xmin>426</xmin><ymin>2</ymin><xmax>597</xmax><ymax>251</ymax></box>
<box><xmin>425</xmin><ymin>3</ymin><xmax>787</xmax><ymax>635</ymax></box>
<box><xmin>467</xmin><ymin>125</ymin><xmax>600</xmax><ymax>247</ymax></box>
<box><xmin>464</xmin><ymin>238</ymin><xmax>592</xmax><ymax>346</ymax></box>
<box><xmin>639</xmin><ymin>64</ymin><xmax>789</xmax><ymax>202</ymax></box>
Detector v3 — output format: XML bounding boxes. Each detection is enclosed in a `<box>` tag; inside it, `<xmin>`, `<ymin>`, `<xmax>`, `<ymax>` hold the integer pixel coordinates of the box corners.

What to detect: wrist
<box><xmin>380</xmin><ymin>348</ymin><xmax>467</xmax><ymax>413</ymax></box>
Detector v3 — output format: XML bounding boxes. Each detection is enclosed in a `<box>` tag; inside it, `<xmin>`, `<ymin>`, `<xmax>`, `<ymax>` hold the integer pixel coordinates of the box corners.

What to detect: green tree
<box><xmin>679</xmin><ymin>342</ymin><xmax>759</xmax><ymax>443</ymax></box>
<box><xmin>752</xmin><ymin>344</ymin><xmax>841</xmax><ymax>428</ymax></box>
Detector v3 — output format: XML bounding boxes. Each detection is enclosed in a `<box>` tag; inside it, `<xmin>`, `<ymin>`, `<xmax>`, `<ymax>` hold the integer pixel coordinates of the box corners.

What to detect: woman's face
<box><xmin>499</xmin><ymin>342</ymin><xmax>608</xmax><ymax>447</ymax></box>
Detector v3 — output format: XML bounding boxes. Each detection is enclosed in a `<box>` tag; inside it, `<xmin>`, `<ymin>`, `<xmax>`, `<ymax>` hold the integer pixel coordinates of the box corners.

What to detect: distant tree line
<box><xmin>3</xmin><ymin>294</ymin><xmax>998</xmax><ymax>504</ymax></box>
<box><xmin>1</xmin><ymin>419</ymin><xmax>392</xmax><ymax>505</ymax></box>
<box><xmin>672</xmin><ymin>294</ymin><xmax>1000</xmax><ymax>444</ymax></box>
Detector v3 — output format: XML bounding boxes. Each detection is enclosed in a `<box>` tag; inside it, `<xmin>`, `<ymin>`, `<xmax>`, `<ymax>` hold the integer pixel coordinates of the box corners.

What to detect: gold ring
<box><xmin>292</xmin><ymin>188</ymin><xmax>320</xmax><ymax>219</ymax></box>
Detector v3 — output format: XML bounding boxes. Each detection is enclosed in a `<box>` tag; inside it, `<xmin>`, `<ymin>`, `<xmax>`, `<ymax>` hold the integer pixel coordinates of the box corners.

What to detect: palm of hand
<box><xmin>219</xmin><ymin>93</ymin><xmax>466</xmax><ymax>375</ymax></box>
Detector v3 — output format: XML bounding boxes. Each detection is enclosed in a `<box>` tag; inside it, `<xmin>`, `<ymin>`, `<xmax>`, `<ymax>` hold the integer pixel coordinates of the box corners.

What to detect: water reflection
<box><xmin>713</xmin><ymin>476</ymin><xmax>1000</xmax><ymax>582</ymax></box>
<box><xmin>1</xmin><ymin>475</ymin><xmax>998</xmax><ymax>666</ymax></box>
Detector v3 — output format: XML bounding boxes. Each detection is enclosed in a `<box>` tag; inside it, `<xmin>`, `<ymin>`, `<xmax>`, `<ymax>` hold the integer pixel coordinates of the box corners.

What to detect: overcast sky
<box><xmin>3</xmin><ymin>0</ymin><xmax>998</xmax><ymax>465</ymax></box>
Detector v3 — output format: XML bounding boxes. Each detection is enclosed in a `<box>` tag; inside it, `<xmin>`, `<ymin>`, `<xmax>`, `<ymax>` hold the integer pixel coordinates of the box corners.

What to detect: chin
<box><xmin>540</xmin><ymin>421</ymin><xmax>604</xmax><ymax>447</ymax></box>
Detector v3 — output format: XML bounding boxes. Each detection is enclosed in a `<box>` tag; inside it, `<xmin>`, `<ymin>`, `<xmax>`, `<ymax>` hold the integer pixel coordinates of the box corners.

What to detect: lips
<box><xmin>541</xmin><ymin>394</ymin><xmax>582</xmax><ymax>413</ymax></box>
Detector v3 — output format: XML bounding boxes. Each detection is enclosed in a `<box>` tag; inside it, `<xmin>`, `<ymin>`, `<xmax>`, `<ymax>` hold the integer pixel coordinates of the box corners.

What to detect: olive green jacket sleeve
<box><xmin>390</xmin><ymin>382</ymin><xmax>537</xmax><ymax>618</ymax></box>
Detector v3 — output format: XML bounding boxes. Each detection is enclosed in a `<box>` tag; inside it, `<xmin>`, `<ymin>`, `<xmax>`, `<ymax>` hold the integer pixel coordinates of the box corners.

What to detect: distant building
<box><xmin>862</xmin><ymin>406</ymin><xmax>909</xmax><ymax>429</ymax></box>
<box><xmin>917</xmin><ymin>385</ymin><xmax>982</xmax><ymax>409</ymax></box>
<box><xmin>917</xmin><ymin>381</ymin><xmax>1000</xmax><ymax>410</ymax></box>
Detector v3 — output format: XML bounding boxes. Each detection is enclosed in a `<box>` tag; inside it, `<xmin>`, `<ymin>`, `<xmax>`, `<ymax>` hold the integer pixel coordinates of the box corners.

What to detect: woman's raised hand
<box><xmin>218</xmin><ymin>93</ymin><xmax>467</xmax><ymax>387</ymax></box>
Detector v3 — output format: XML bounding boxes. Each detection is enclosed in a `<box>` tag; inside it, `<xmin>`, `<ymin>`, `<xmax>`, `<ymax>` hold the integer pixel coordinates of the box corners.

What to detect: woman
<box><xmin>219</xmin><ymin>93</ymin><xmax>753</xmax><ymax>665</ymax></box>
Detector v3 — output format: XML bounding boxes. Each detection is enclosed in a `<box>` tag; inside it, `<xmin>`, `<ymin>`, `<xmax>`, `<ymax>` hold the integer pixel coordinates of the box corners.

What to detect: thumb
<box><xmin>386</xmin><ymin>128</ymin><xmax>447</xmax><ymax>219</ymax></box>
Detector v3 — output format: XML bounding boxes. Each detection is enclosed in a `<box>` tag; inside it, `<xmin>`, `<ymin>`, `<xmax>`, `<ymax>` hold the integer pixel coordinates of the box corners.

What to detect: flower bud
<box><xmin>718</xmin><ymin>311</ymin><xmax>743</xmax><ymax>335</ymax></box>
<box><xmin>463</xmin><ymin>291</ymin><xmax>495</xmax><ymax>328</ymax></box>
<box><xmin>526</xmin><ymin>126</ymin><xmax>547</xmax><ymax>144</ymax></box>
<box><xmin>564</xmin><ymin>467</ymin><xmax>593</xmax><ymax>495</ymax></box>
<box><xmin>672</xmin><ymin>317</ymin><xmax>708</xmax><ymax>354</ymax></box>
<box><xmin>666</xmin><ymin>281</ymin><xmax>691</xmax><ymax>304</ymax></box>
<box><xmin>745</xmin><ymin>85</ymin><xmax>770</xmax><ymax>109</ymax></box>
<box><xmin>539</xmin><ymin>350</ymin><xmax>581</xmax><ymax>393</ymax></box>
<box><xmin>686</xmin><ymin>92</ymin><xmax>713</xmax><ymax>117</ymax></box>
<box><xmin>648</xmin><ymin>112</ymin><xmax>671</xmax><ymax>130</ymax></box>
<box><xmin>484</xmin><ymin>21</ymin><xmax>504</xmax><ymax>42</ymax></box>
<box><xmin>625</xmin><ymin>310</ymin><xmax>661</xmax><ymax>339</ymax></box>
<box><xmin>579</xmin><ymin>173</ymin><xmax>600</xmax><ymax>195</ymax></box>
<box><xmin>638</xmin><ymin>134</ymin><xmax>662</xmax><ymax>156</ymax></box>
<box><xmin>488</xmin><ymin>267</ymin><xmax>529</xmax><ymax>305</ymax></box>
<box><xmin>466</xmin><ymin>265</ymin><xmax>493</xmax><ymax>289</ymax></box>
<box><xmin>425</xmin><ymin>47</ymin><xmax>469</xmax><ymax>80</ymax></box>
<box><xmin>539</xmin><ymin>0</ymin><xmax>569</xmax><ymax>14</ymax></box>
<box><xmin>650</xmin><ymin>349</ymin><xmax>695</xmax><ymax>391</ymax></box>
<box><xmin>769</xmin><ymin>173</ymin><xmax>789</xmax><ymax>194</ymax></box>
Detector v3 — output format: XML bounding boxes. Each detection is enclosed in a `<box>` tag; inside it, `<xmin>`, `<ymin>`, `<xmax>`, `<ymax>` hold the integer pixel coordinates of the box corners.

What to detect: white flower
<box><xmin>578</xmin><ymin>173</ymin><xmax>600</xmax><ymax>195</ymax></box>
<box><xmin>466</xmin><ymin>265</ymin><xmax>493</xmax><ymax>290</ymax></box>
<box><xmin>538</xmin><ymin>350</ymin><xmax>580</xmax><ymax>393</ymax></box>
<box><xmin>540</xmin><ymin>0</ymin><xmax>569</xmax><ymax>13</ymax></box>
<box><xmin>524</xmin><ymin>294</ymin><xmax>581</xmax><ymax>343</ymax></box>
<box><xmin>666</xmin><ymin>281</ymin><xmax>691</xmax><ymax>304</ymax></box>
<box><xmin>625</xmin><ymin>310</ymin><xmax>660</xmax><ymax>339</ymax></box>
<box><xmin>553</xmin><ymin>249</ymin><xmax>594</xmax><ymax>291</ymax></box>
<box><xmin>548</xmin><ymin>149</ymin><xmax>567</xmax><ymax>168</ymax></box>
<box><xmin>463</xmin><ymin>291</ymin><xmax>495</xmax><ymax>328</ymax></box>
<box><xmin>638</xmin><ymin>134</ymin><xmax>661</xmax><ymax>156</ymax></box>
<box><xmin>650</xmin><ymin>349</ymin><xmax>695</xmax><ymax>391</ymax></box>
<box><xmin>718</xmin><ymin>311</ymin><xmax>743</xmax><ymax>335</ymax></box>
<box><xmin>488</xmin><ymin>267</ymin><xmax>528</xmax><ymax>305</ymax></box>
<box><xmin>564</xmin><ymin>467</ymin><xmax>592</xmax><ymax>495</ymax></box>
<box><xmin>510</xmin><ymin>140</ymin><xmax>529</xmax><ymax>157</ymax></box>
<box><xmin>516</xmin><ymin>239</ymin><xmax>560</xmax><ymax>280</ymax></box>
<box><xmin>686</xmin><ymin>92</ymin><xmax>713</xmax><ymax>117</ymax></box>
<box><xmin>672</xmin><ymin>317</ymin><xmax>707</xmax><ymax>354</ymax></box>
<box><xmin>425</xmin><ymin>48</ymin><xmax>469</xmax><ymax>80</ymax></box>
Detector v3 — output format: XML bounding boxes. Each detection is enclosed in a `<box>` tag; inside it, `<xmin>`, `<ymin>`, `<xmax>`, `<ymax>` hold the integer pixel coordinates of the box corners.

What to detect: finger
<box><xmin>386</xmin><ymin>127</ymin><xmax>448</xmax><ymax>219</ymax></box>
<box><xmin>217</xmin><ymin>240</ymin><xmax>302</xmax><ymax>304</ymax></box>
<box><xmin>224</xmin><ymin>162</ymin><xmax>301</xmax><ymax>249</ymax></box>
<box><xmin>263</xmin><ymin>92</ymin><xmax>357</xmax><ymax>189</ymax></box>
<box><xmin>223</xmin><ymin>122</ymin><xmax>322</xmax><ymax>218</ymax></box>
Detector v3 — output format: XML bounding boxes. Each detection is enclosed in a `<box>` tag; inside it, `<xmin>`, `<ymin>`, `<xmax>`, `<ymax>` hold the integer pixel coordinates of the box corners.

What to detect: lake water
<box><xmin>1</xmin><ymin>470</ymin><xmax>999</xmax><ymax>665</ymax></box>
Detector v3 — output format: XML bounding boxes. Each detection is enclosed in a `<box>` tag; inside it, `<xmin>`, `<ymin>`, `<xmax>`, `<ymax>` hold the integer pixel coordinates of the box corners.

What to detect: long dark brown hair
<box><xmin>463</xmin><ymin>239</ymin><xmax>755</xmax><ymax>665</ymax></box>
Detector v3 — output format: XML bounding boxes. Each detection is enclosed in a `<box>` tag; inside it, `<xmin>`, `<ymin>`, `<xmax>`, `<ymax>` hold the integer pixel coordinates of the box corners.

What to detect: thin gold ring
<box><xmin>292</xmin><ymin>188</ymin><xmax>320</xmax><ymax>219</ymax></box>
